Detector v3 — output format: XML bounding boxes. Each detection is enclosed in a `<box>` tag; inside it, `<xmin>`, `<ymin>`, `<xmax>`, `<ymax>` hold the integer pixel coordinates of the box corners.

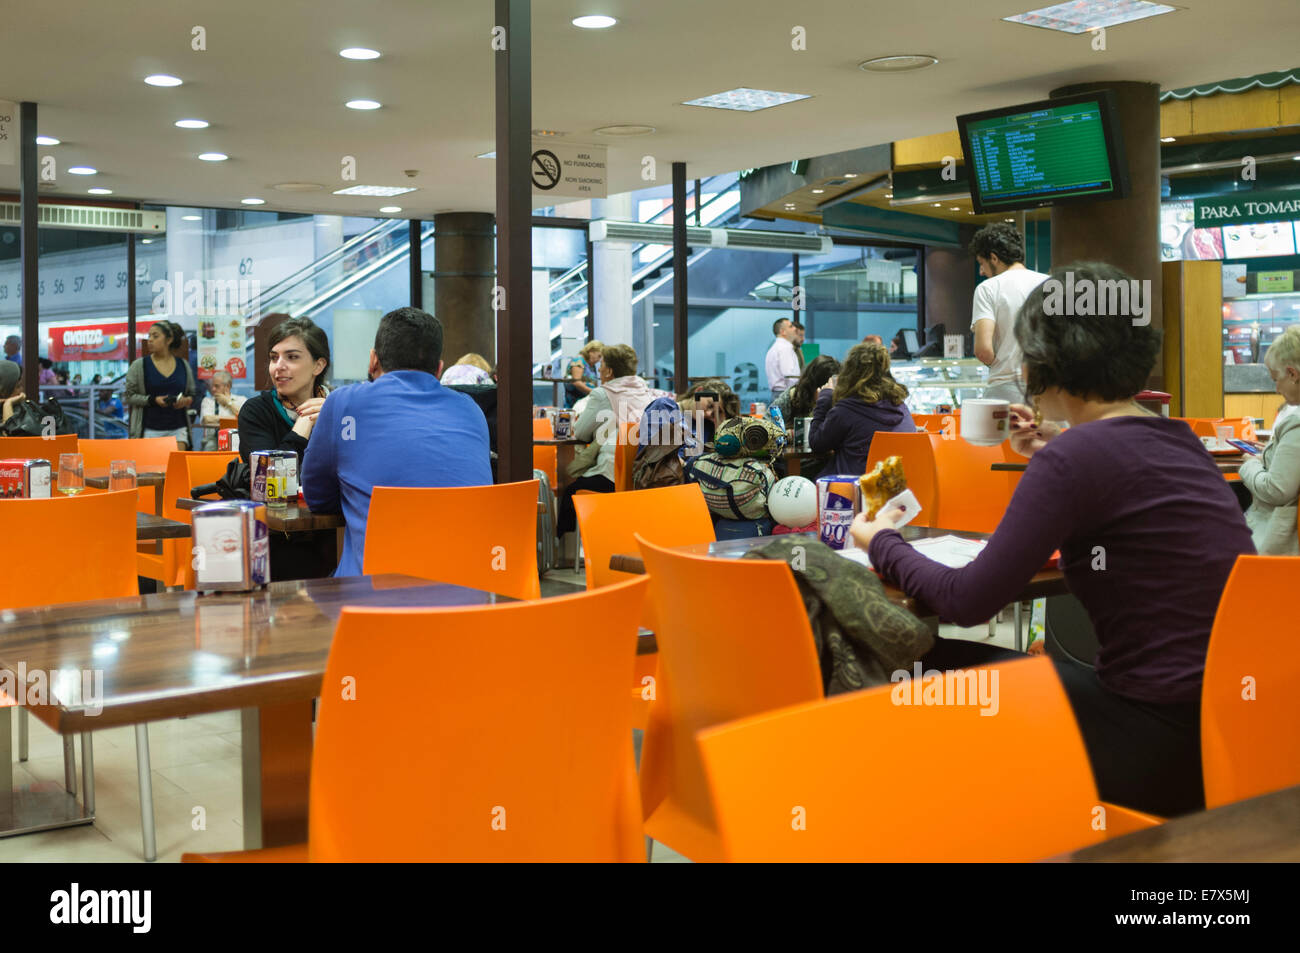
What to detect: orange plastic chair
<box><xmin>573</xmin><ymin>484</ymin><xmax>716</xmax><ymax>730</ymax></box>
<box><xmin>930</xmin><ymin>435</ymin><xmax>1014</xmax><ymax>533</ymax></box>
<box><xmin>1201</xmin><ymin>555</ymin><xmax>1300</xmax><ymax>809</ymax></box>
<box><xmin>532</xmin><ymin>417</ymin><xmax>558</xmax><ymax>489</ymax></box>
<box><xmin>863</xmin><ymin>431</ymin><xmax>937</xmax><ymax>527</ymax></box>
<box><xmin>698</xmin><ymin>657</ymin><xmax>1160</xmax><ymax>861</ymax></box>
<box><xmin>0</xmin><ymin>433</ymin><xmax>77</xmax><ymax>462</ymax></box>
<box><xmin>614</xmin><ymin>421</ymin><xmax>637</xmax><ymax>492</ymax></box>
<box><xmin>184</xmin><ymin>577</ymin><xmax>649</xmax><ymax>862</ymax></box>
<box><xmin>363</xmin><ymin>481</ymin><xmax>541</xmax><ymax>600</ymax></box>
<box><xmin>81</xmin><ymin>437</ymin><xmax>176</xmax><ymax>512</ymax></box>
<box><xmin>136</xmin><ymin>451</ymin><xmax>236</xmax><ymax>587</ymax></box>
<box><xmin>635</xmin><ymin>534</ymin><xmax>823</xmax><ymax>862</ymax></box>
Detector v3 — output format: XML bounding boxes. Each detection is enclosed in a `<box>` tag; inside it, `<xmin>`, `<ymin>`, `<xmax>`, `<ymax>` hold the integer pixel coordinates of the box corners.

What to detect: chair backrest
<box><xmin>308</xmin><ymin>577</ymin><xmax>648</xmax><ymax>861</ymax></box>
<box><xmin>698</xmin><ymin>657</ymin><xmax>1126</xmax><ymax>861</ymax></box>
<box><xmin>614</xmin><ymin>421</ymin><xmax>637</xmax><ymax>491</ymax></box>
<box><xmin>168</xmin><ymin>451</ymin><xmax>239</xmax><ymax>588</ymax></box>
<box><xmin>863</xmin><ymin>431</ymin><xmax>937</xmax><ymax>527</ymax></box>
<box><xmin>0</xmin><ymin>433</ymin><xmax>78</xmax><ymax>461</ymax></box>
<box><xmin>930</xmin><ymin>436</ymin><xmax>1013</xmax><ymax>533</ymax></box>
<box><xmin>1201</xmin><ymin>555</ymin><xmax>1300</xmax><ymax>808</ymax></box>
<box><xmin>82</xmin><ymin>437</ymin><xmax>178</xmax><ymax>513</ymax></box>
<box><xmin>363</xmin><ymin>481</ymin><xmax>541</xmax><ymax>600</ymax></box>
<box><xmin>634</xmin><ymin>534</ymin><xmax>823</xmax><ymax>861</ymax></box>
<box><xmin>0</xmin><ymin>491</ymin><xmax>138</xmax><ymax>610</ymax></box>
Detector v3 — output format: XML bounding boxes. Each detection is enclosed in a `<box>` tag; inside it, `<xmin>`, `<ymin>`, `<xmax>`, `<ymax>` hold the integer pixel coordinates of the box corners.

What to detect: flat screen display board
<box><xmin>957</xmin><ymin>91</ymin><xmax>1129</xmax><ymax>214</ymax></box>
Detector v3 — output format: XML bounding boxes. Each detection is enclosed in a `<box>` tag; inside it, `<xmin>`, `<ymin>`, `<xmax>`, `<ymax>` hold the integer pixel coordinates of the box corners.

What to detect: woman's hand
<box><xmin>1008</xmin><ymin>403</ymin><xmax>1060</xmax><ymax>459</ymax></box>
<box><xmin>154</xmin><ymin>395</ymin><xmax>169</xmax><ymax>407</ymax></box>
<box><xmin>850</xmin><ymin>504</ymin><xmax>905</xmax><ymax>552</ymax></box>
<box><xmin>2</xmin><ymin>391</ymin><xmax>25</xmax><ymax>423</ymax></box>
<box><xmin>174</xmin><ymin>395</ymin><xmax>193</xmax><ymax>409</ymax></box>
<box><xmin>290</xmin><ymin>397</ymin><xmax>327</xmax><ymax>439</ymax></box>
<box><xmin>820</xmin><ymin>375</ymin><xmax>837</xmax><ymax>394</ymax></box>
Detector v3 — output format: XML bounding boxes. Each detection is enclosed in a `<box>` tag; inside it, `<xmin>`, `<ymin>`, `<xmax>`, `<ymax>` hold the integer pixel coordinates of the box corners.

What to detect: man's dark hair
<box><xmin>375</xmin><ymin>307</ymin><xmax>443</xmax><ymax>374</ymax></box>
<box><xmin>969</xmin><ymin>223</ymin><xmax>1025</xmax><ymax>266</ymax></box>
<box><xmin>772</xmin><ymin>317</ymin><xmax>790</xmax><ymax>336</ymax></box>
<box><xmin>1015</xmin><ymin>261</ymin><xmax>1161</xmax><ymax>402</ymax></box>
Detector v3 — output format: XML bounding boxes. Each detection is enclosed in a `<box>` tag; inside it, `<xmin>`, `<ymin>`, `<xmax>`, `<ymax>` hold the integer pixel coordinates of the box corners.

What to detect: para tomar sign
<box><xmin>1195</xmin><ymin>189</ymin><xmax>1300</xmax><ymax>228</ymax></box>
<box><xmin>530</xmin><ymin>141</ymin><xmax>607</xmax><ymax>199</ymax></box>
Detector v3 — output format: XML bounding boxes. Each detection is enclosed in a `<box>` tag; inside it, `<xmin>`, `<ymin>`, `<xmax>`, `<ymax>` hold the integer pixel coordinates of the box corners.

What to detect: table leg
<box><xmin>241</xmin><ymin>701</ymin><xmax>313</xmax><ymax>850</ymax></box>
<box><xmin>788</xmin><ymin>456</ymin><xmax>801</xmax><ymax>477</ymax></box>
<box><xmin>0</xmin><ymin>707</ymin><xmax>92</xmax><ymax>837</ymax></box>
<box><xmin>555</xmin><ymin>444</ymin><xmax>576</xmax><ymax>492</ymax></box>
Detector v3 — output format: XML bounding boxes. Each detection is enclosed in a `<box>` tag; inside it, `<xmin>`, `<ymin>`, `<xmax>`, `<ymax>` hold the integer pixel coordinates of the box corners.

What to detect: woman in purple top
<box><xmin>809</xmin><ymin>342</ymin><xmax>917</xmax><ymax>476</ymax></box>
<box><xmin>851</xmin><ymin>262</ymin><xmax>1255</xmax><ymax>817</ymax></box>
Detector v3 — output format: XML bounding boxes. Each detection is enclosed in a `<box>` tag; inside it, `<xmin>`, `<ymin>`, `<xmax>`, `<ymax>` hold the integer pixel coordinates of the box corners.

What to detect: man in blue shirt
<box><xmin>302</xmin><ymin>307</ymin><xmax>492</xmax><ymax>576</ymax></box>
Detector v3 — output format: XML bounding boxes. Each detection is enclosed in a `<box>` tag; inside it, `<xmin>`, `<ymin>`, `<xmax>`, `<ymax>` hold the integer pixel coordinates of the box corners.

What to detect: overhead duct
<box><xmin>0</xmin><ymin>203</ymin><xmax>166</xmax><ymax>233</ymax></box>
<box><xmin>589</xmin><ymin>219</ymin><xmax>831</xmax><ymax>254</ymax></box>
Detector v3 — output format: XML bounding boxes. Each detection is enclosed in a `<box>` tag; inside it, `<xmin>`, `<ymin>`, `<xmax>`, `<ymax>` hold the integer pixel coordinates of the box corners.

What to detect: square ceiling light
<box><xmin>332</xmin><ymin>185</ymin><xmax>418</xmax><ymax>196</ymax></box>
<box><xmin>1004</xmin><ymin>0</ymin><xmax>1176</xmax><ymax>33</ymax></box>
<box><xmin>681</xmin><ymin>87</ymin><xmax>810</xmax><ymax>112</ymax></box>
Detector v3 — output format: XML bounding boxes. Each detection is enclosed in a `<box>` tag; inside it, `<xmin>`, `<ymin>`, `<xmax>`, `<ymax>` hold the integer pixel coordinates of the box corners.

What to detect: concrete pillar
<box><xmin>593</xmin><ymin>192</ymin><xmax>634</xmax><ymax>349</ymax></box>
<box><xmin>1049</xmin><ymin>81</ymin><xmax>1163</xmax><ymax>386</ymax></box>
<box><xmin>433</xmin><ymin>211</ymin><xmax>496</xmax><ymax>365</ymax></box>
<box><xmin>924</xmin><ymin>245</ymin><xmax>977</xmax><ymax>341</ymax></box>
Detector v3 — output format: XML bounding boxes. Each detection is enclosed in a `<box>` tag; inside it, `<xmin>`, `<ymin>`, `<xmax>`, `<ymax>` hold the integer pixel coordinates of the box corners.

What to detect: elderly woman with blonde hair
<box><xmin>1240</xmin><ymin>324</ymin><xmax>1300</xmax><ymax>554</ymax></box>
<box><xmin>439</xmin><ymin>353</ymin><xmax>494</xmax><ymax>386</ymax></box>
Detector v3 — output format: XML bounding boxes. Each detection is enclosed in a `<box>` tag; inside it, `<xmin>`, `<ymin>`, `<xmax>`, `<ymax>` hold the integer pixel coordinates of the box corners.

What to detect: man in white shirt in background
<box><xmin>199</xmin><ymin>369</ymin><xmax>246</xmax><ymax>450</ymax></box>
<box><xmin>765</xmin><ymin>317</ymin><xmax>801</xmax><ymax>398</ymax></box>
<box><xmin>969</xmin><ymin>223</ymin><xmax>1048</xmax><ymax>404</ymax></box>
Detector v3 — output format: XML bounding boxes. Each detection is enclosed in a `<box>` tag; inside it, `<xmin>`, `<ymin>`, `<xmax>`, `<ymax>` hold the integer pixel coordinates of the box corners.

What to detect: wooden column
<box><xmin>19</xmin><ymin>102</ymin><xmax>38</xmax><ymax>399</ymax></box>
<box><xmin>1162</xmin><ymin>260</ymin><xmax>1223</xmax><ymax>418</ymax></box>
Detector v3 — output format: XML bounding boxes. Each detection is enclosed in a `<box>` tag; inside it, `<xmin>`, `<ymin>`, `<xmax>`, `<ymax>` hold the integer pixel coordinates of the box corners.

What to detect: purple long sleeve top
<box><xmin>868</xmin><ymin>416</ymin><xmax>1255</xmax><ymax>704</ymax></box>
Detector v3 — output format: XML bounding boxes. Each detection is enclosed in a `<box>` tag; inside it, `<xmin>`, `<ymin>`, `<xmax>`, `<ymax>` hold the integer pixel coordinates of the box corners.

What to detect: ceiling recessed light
<box><xmin>811</xmin><ymin>189</ymin><xmax>825</xmax><ymax>194</ymax></box>
<box><xmin>476</xmin><ymin>151</ymin><xmax>496</xmax><ymax>159</ymax></box>
<box><xmin>346</xmin><ymin>100</ymin><xmax>382</xmax><ymax>110</ymax></box>
<box><xmin>572</xmin><ymin>15</ymin><xmax>617</xmax><ymax>29</ymax></box>
<box><xmin>1004</xmin><ymin>1</ymin><xmax>1176</xmax><ymax>33</ymax></box>
<box><xmin>531</xmin><ymin>129</ymin><xmax>566</xmax><ymax>137</ymax></box>
<box><xmin>339</xmin><ymin>47</ymin><xmax>381</xmax><ymax>59</ymax></box>
<box><xmin>682</xmin><ymin>87</ymin><xmax>810</xmax><ymax>112</ymax></box>
<box><xmin>175</xmin><ymin>119</ymin><xmax>209</xmax><ymax>129</ymax></box>
<box><xmin>844</xmin><ymin>173</ymin><xmax>858</xmax><ymax>178</ymax></box>
<box><xmin>272</xmin><ymin>182</ymin><xmax>325</xmax><ymax>192</ymax></box>
<box><xmin>67</xmin><ymin>166</ymin><xmax>97</xmax><ymax>175</ymax></box>
<box><xmin>198</xmin><ymin>153</ymin><xmax>227</xmax><ymax>161</ymax></box>
<box><xmin>949</xmin><ymin>207</ymin><xmax>960</xmax><ymax>211</ymax></box>
<box><xmin>144</xmin><ymin>74</ymin><xmax>183</xmax><ymax>87</ymax></box>
<box><xmin>594</xmin><ymin>124</ymin><xmax>656</xmax><ymax>137</ymax></box>
<box><xmin>36</xmin><ymin>136</ymin><xmax>60</xmax><ymax>146</ymax></box>
<box><xmin>933</xmin><ymin>203</ymin><xmax>941</xmax><ymax>207</ymax></box>
<box><xmin>1006</xmin><ymin>218</ymin><xmax>1015</xmax><ymax>222</ymax></box>
<box><xmin>1161</xmin><ymin>136</ymin><xmax>1176</xmax><ymax>143</ymax></box>
<box><xmin>379</xmin><ymin>206</ymin><xmax>402</xmax><ymax>213</ymax></box>
<box><xmin>181</xmin><ymin>214</ymin><xmax>202</xmax><ymax>221</ymax></box>
<box><xmin>858</xmin><ymin>55</ymin><xmax>939</xmax><ymax>73</ymax></box>
<box><xmin>241</xmin><ymin>197</ymin><xmax>266</xmax><ymax>205</ymax></box>
<box><xmin>87</xmin><ymin>188</ymin><xmax>113</xmax><ymax>195</ymax></box>
<box><xmin>332</xmin><ymin>184</ymin><xmax>417</xmax><ymax>196</ymax></box>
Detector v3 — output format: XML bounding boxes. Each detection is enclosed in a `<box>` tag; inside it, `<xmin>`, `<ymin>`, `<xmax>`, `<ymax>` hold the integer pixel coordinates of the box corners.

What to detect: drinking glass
<box><xmin>58</xmin><ymin>453</ymin><xmax>85</xmax><ymax>496</ymax></box>
<box><xmin>109</xmin><ymin>460</ymin><xmax>137</xmax><ymax>491</ymax></box>
<box><xmin>1215</xmin><ymin>424</ymin><xmax>1233</xmax><ymax>449</ymax></box>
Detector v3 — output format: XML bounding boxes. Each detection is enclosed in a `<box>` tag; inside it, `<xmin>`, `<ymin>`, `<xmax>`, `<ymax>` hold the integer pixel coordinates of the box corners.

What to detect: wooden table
<box><xmin>177</xmin><ymin>497</ymin><xmax>345</xmax><ymax>533</ymax></box>
<box><xmin>136</xmin><ymin>512</ymin><xmax>191</xmax><ymax>541</ymax></box>
<box><xmin>1054</xmin><ymin>785</ymin><xmax>1300</xmax><ymax>862</ymax></box>
<box><xmin>0</xmin><ymin>574</ymin><xmax>508</xmax><ymax>848</ymax></box>
<box><xmin>783</xmin><ymin>449</ymin><xmax>826</xmax><ymax>477</ymax></box>
<box><xmin>610</xmin><ymin>526</ymin><xmax>1069</xmax><ymax>626</ymax></box>
<box><xmin>85</xmin><ymin>470</ymin><xmax>166</xmax><ymax>492</ymax></box>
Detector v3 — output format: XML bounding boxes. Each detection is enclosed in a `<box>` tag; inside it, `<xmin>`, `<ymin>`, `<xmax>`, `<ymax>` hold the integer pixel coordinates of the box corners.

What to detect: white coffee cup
<box><xmin>960</xmin><ymin>399</ymin><xmax>1011</xmax><ymax>447</ymax></box>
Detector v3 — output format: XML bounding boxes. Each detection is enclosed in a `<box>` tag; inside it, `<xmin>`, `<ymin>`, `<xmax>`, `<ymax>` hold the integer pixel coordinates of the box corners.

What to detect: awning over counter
<box><xmin>1161</xmin><ymin>69</ymin><xmax>1300</xmax><ymax>101</ymax></box>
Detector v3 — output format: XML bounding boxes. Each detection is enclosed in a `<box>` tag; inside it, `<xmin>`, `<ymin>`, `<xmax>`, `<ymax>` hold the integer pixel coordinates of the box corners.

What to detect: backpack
<box><xmin>633</xmin><ymin>445</ymin><xmax>684</xmax><ymax>490</ymax></box>
<box><xmin>685</xmin><ymin>452</ymin><xmax>776</xmax><ymax>520</ymax></box>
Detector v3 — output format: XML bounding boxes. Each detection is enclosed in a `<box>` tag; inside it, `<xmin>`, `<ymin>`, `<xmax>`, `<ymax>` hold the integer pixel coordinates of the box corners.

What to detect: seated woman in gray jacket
<box><xmin>1240</xmin><ymin>325</ymin><xmax>1300</xmax><ymax>555</ymax></box>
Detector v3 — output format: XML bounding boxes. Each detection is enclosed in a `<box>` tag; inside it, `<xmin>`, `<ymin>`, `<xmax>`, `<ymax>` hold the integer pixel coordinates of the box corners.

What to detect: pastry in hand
<box><xmin>859</xmin><ymin>455</ymin><xmax>907</xmax><ymax>520</ymax></box>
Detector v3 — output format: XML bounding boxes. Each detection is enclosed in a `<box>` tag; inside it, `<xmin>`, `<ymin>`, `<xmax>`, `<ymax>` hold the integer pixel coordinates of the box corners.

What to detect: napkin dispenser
<box><xmin>0</xmin><ymin>458</ymin><xmax>52</xmax><ymax>498</ymax></box>
<box><xmin>193</xmin><ymin>501</ymin><xmax>270</xmax><ymax>592</ymax></box>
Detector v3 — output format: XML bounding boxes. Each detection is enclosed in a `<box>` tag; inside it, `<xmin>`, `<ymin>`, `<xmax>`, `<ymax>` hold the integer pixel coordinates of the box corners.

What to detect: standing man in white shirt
<box><xmin>765</xmin><ymin>317</ymin><xmax>802</xmax><ymax>398</ymax></box>
<box><xmin>969</xmin><ymin>223</ymin><xmax>1048</xmax><ymax>404</ymax></box>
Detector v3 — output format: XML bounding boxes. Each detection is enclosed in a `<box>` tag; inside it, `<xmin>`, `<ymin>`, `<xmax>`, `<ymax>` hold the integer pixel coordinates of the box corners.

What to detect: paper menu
<box><xmin>837</xmin><ymin>534</ymin><xmax>987</xmax><ymax>570</ymax></box>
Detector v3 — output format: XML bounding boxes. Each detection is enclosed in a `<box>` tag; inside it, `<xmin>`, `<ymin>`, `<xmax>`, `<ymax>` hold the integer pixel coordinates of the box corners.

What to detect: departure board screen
<box><xmin>958</xmin><ymin>93</ymin><xmax>1127</xmax><ymax>213</ymax></box>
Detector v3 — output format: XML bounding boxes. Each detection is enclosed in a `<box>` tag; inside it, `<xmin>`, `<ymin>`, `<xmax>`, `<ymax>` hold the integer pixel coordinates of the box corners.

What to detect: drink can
<box><xmin>0</xmin><ymin>458</ymin><xmax>51</xmax><ymax>498</ymax></box>
<box><xmin>217</xmin><ymin>428</ymin><xmax>240</xmax><ymax>452</ymax></box>
<box><xmin>193</xmin><ymin>501</ymin><xmax>270</xmax><ymax>592</ymax></box>
<box><xmin>817</xmin><ymin>475</ymin><xmax>861</xmax><ymax>550</ymax></box>
<box><xmin>750</xmin><ymin>401</ymin><xmax>767</xmax><ymax>416</ymax></box>
<box><xmin>552</xmin><ymin>409</ymin><xmax>573</xmax><ymax>439</ymax></box>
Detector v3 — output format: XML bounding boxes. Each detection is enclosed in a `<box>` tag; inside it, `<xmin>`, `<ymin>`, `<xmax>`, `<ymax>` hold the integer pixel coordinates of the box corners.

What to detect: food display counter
<box><xmin>892</xmin><ymin>358</ymin><xmax>989</xmax><ymax>413</ymax></box>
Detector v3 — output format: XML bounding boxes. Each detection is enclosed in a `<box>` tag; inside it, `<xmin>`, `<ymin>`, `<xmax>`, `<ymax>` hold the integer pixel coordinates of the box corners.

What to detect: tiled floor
<box><xmin>1</xmin><ymin>567</ymin><xmax>1021</xmax><ymax>863</ymax></box>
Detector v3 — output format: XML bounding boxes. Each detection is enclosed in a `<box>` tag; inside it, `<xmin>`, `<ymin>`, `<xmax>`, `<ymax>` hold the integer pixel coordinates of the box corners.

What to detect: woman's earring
<box><xmin>1032</xmin><ymin>398</ymin><xmax>1043</xmax><ymax>429</ymax></box>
